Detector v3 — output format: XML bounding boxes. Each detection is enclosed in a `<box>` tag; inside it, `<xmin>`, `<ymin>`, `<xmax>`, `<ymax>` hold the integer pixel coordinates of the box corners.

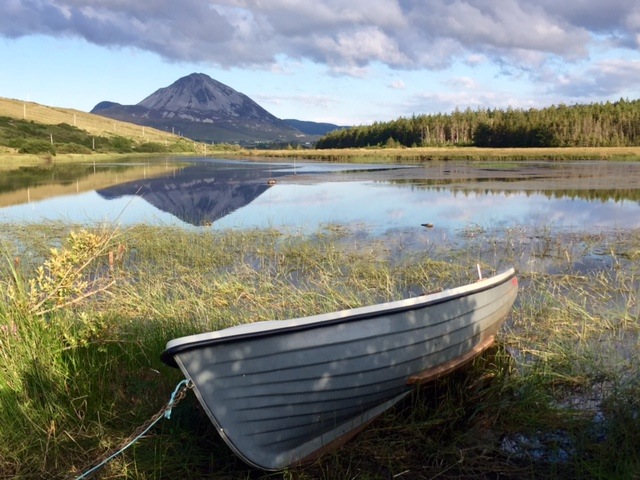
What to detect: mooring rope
<box><xmin>72</xmin><ymin>378</ymin><xmax>193</xmax><ymax>480</ymax></box>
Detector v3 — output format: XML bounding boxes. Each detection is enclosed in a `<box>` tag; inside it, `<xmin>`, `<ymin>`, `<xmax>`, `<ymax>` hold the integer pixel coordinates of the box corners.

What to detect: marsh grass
<box><xmin>238</xmin><ymin>146</ymin><xmax>640</xmax><ymax>163</ymax></box>
<box><xmin>0</xmin><ymin>223</ymin><xmax>638</xmax><ymax>479</ymax></box>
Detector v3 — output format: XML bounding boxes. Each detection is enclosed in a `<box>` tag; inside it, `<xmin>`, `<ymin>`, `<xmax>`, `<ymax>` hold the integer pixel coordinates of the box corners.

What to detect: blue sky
<box><xmin>2</xmin><ymin>1</ymin><xmax>640</xmax><ymax>126</ymax></box>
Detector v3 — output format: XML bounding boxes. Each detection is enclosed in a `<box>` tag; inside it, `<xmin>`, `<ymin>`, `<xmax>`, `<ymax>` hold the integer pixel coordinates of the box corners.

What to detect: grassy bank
<box><xmin>3</xmin><ymin>142</ymin><xmax>640</xmax><ymax>171</ymax></box>
<box><xmin>0</xmin><ymin>224</ymin><xmax>639</xmax><ymax>479</ymax></box>
<box><xmin>0</xmin><ymin>152</ymin><xmax>177</xmax><ymax>169</ymax></box>
<box><xmin>236</xmin><ymin>145</ymin><xmax>640</xmax><ymax>162</ymax></box>
<box><xmin>0</xmin><ymin>142</ymin><xmax>243</xmax><ymax>170</ymax></box>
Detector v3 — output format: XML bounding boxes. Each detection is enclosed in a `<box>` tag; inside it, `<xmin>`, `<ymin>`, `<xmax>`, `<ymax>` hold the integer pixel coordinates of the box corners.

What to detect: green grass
<box><xmin>236</xmin><ymin>145</ymin><xmax>640</xmax><ymax>162</ymax></box>
<box><xmin>0</xmin><ymin>97</ymin><xmax>181</xmax><ymax>145</ymax></box>
<box><xmin>0</xmin><ymin>223</ymin><xmax>638</xmax><ymax>479</ymax></box>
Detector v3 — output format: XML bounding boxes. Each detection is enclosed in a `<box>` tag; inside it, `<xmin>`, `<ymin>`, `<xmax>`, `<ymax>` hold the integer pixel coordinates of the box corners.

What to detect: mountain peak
<box><xmin>136</xmin><ymin>72</ymin><xmax>268</xmax><ymax>118</ymax></box>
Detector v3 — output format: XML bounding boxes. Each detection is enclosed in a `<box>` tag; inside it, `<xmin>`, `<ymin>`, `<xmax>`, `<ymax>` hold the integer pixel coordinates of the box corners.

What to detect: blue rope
<box><xmin>164</xmin><ymin>378</ymin><xmax>189</xmax><ymax>420</ymax></box>
<box><xmin>74</xmin><ymin>379</ymin><xmax>191</xmax><ymax>480</ymax></box>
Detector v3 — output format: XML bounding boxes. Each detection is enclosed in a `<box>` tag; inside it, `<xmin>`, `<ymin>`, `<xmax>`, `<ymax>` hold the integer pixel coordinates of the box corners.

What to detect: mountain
<box><xmin>283</xmin><ymin>119</ymin><xmax>347</xmax><ymax>136</ymax></box>
<box><xmin>91</xmin><ymin>73</ymin><xmax>341</xmax><ymax>145</ymax></box>
<box><xmin>97</xmin><ymin>162</ymin><xmax>288</xmax><ymax>226</ymax></box>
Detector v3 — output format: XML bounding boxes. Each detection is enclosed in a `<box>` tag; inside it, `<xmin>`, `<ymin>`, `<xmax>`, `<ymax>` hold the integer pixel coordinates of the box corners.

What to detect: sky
<box><xmin>1</xmin><ymin>1</ymin><xmax>640</xmax><ymax>126</ymax></box>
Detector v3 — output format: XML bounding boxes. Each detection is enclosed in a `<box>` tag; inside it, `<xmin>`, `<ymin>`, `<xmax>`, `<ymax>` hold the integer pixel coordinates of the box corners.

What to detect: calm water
<box><xmin>1</xmin><ymin>157</ymin><xmax>639</xmax><ymax>237</ymax></box>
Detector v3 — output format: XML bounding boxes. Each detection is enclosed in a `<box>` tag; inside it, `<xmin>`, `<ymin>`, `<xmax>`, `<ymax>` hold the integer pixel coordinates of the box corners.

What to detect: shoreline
<box><xmin>232</xmin><ymin>145</ymin><xmax>640</xmax><ymax>162</ymax></box>
<box><xmin>1</xmin><ymin>146</ymin><xmax>640</xmax><ymax>170</ymax></box>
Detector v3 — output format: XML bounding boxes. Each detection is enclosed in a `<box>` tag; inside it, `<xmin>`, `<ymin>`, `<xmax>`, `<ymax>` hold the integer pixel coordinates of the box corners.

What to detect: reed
<box><xmin>0</xmin><ymin>223</ymin><xmax>638</xmax><ymax>479</ymax></box>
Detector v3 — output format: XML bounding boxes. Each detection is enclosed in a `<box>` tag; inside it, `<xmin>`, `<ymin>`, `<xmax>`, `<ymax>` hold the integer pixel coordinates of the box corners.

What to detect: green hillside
<box><xmin>0</xmin><ymin>97</ymin><xmax>204</xmax><ymax>155</ymax></box>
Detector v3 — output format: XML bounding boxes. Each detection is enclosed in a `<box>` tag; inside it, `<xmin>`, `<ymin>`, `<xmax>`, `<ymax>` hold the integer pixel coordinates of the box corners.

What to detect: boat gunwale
<box><xmin>161</xmin><ymin>268</ymin><xmax>516</xmax><ymax>367</ymax></box>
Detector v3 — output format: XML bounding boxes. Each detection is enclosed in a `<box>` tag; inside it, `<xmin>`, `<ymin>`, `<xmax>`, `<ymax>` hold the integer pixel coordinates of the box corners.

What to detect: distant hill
<box><xmin>283</xmin><ymin>119</ymin><xmax>346</xmax><ymax>136</ymax></box>
<box><xmin>0</xmin><ymin>96</ymin><xmax>178</xmax><ymax>143</ymax></box>
<box><xmin>91</xmin><ymin>73</ymin><xmax>342</xmax><ymax>146</ymax></box>
<box><xmin>0</xmin><ymin>96</ymin><xmax>203</xmax><ymax>155</ymax></box>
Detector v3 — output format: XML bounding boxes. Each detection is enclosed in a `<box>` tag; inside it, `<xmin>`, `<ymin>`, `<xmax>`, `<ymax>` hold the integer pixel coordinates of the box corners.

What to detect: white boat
<box><xmin>161</xmin><ymin>268</ymin><xmax>518</xmax><ymax>470</ymax></box>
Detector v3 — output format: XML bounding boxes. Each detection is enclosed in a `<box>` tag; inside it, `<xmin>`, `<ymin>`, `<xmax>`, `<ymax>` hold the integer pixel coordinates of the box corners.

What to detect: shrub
<box><xmin>135</xmin><ymin>142</ymin><xmax>170</xmax><ymax>153</ymax></box>
<box><xmin>18</xmin><ymin>139</ymin><xmax>56</xmax><ymax>155</ymax></box>
<box><xmin>6</xmin><ymin>138</ymin><xmax>25</xmax><ymax>149</ymax></box>
<box><xmin>170</xmin><ymin>139</ymin><xmax>198</xmax><ymax>152</ymax></box>
<box><xmin>56</xmin><ymin>142</ymin><xmax>92</xmax><ymax>154</ymax></box>
<box><xmin>108</xmin><ymin>136</ymin><xmax>134</xmax><ymax>153</ymax></box>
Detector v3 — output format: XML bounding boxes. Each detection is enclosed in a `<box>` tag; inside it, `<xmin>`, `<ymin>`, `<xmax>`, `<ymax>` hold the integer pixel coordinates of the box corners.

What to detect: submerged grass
<box><xmin>0</xmin><ymin>223</ymin><xmax>638</xmax><ymax>479</ymax></box>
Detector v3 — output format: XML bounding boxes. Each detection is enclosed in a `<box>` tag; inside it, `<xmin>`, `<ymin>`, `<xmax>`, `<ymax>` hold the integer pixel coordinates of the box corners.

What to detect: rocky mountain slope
<box><xmin>91</xmin><ymin>73</ymin><xmax>339</xmax><ymax>145</ymax></box>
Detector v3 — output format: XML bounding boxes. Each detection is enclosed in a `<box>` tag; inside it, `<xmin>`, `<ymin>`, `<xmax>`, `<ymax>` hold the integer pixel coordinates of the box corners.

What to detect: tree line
<box><xmin>315</xmin><ymin>98</ymin><xmax>640</xmax><ymax>149</ymax></box>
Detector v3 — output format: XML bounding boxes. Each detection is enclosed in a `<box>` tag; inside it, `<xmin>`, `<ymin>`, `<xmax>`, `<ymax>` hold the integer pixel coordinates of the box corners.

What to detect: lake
<box><xmin>1</xmin><ymin>157</ymin><xmax>639</xmax><ymax>239</ymax></box>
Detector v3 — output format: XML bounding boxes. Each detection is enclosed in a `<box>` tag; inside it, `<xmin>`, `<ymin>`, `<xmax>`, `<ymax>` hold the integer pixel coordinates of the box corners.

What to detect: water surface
<box><xmin>1</xmin><ymin>157</ymin><xmax>638</xmax><ymax>237</ymax></box>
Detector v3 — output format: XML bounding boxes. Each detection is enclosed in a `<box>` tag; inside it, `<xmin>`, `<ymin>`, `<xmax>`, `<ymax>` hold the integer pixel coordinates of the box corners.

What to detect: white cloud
<box><xmin>2</xmin><ymin>0</ymin><xmax>635</xmax><ymax>72</ymax></box>
<box><xmin>3</xmin><ymin>0</ymin><xmax>640</xmax><ymax>117</ymax></box>
<box><xmin>255</xmin><ymin>93</ymin><xmax>337</xmax><ymax>111</ymax></box>
<box><xmin>548</xmin><ymin>58</ymin><xmax>640</xmax><ymax>98</ymax></box>
<box><xmin>445</xmin><ymin>77</ymin><xmax>480</xmax><ymax>90</ymax></box>
<box><xmin>465</xmin><ymin>54</ymin><xmax>488</xmax><ymax>67</ymax></box>
<box><xmin>405</xmin><ymin>90</ymin><xmax>537</xmax><ymax>115</ymax></box>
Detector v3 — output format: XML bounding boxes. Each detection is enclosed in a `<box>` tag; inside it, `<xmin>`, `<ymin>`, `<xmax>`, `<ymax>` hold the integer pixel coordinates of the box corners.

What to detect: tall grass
<box><xmin>0</xmin><ymin>224</ymin><xmax>638</xmax><ymax>479</ymax></box>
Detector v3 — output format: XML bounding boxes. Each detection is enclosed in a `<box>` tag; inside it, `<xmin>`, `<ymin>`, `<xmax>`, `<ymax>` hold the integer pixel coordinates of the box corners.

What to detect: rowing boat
<box><xmin>161</xmin><ymin>268</ymin><xmax>518</xmax><ymax>470</ymax></box>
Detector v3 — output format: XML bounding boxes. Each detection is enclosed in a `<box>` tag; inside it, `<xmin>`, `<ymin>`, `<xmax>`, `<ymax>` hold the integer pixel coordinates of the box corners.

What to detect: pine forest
<box><xmin>315</xmin><ymin>98</ymin><xmax>640</xmax><ymax>149</ymax></box>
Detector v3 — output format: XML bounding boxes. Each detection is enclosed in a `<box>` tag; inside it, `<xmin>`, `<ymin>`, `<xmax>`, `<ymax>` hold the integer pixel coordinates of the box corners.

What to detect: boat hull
<box><xmin>162</xmin><ymin>268</ymin><xmax>518</xmax><ymax>470</ymax></box>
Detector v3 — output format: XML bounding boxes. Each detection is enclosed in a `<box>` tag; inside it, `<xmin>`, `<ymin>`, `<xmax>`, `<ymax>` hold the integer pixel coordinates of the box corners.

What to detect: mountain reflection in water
<box><xmin>97</xmin><ymin>163</ymin><xmax>284</xmax><ymax>226</ymax></box>
<box><xmin>0</xmin><ymin>159</ymin><xmax>639</xmax><ymax>235</ymax></box>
